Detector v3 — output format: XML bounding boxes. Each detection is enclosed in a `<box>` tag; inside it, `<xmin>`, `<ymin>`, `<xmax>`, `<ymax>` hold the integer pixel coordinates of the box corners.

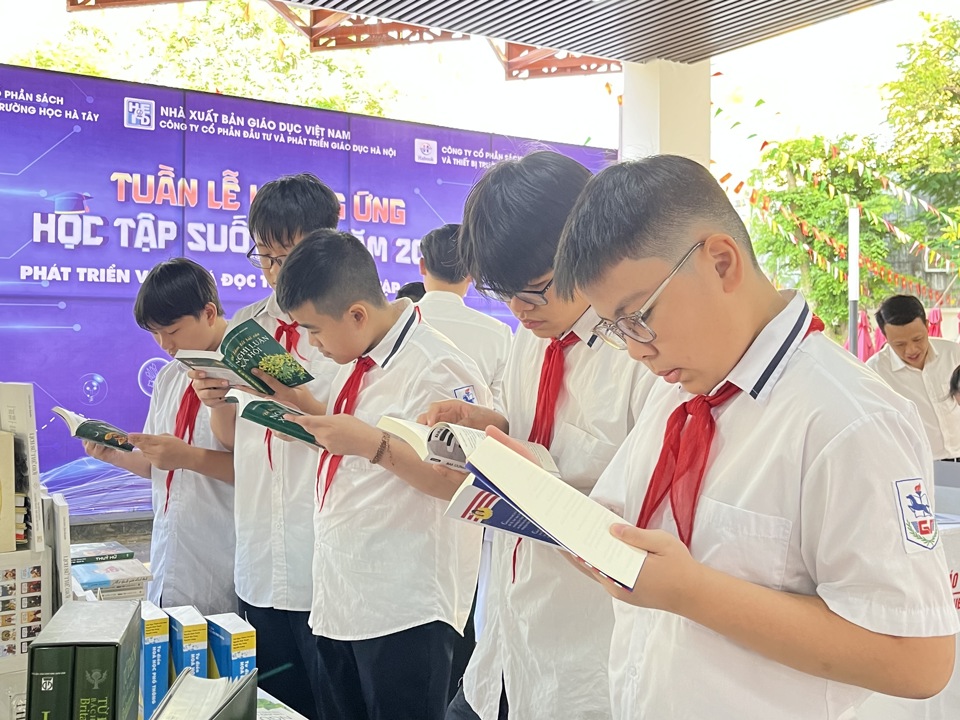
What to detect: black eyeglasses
<box><xmin>477</xmin><ymin>278</ymin><xmax>554</xmax><ymax>306</ymax></box>
<box><xmin>246</xmin><ymin>246</ymin><xmax>287</xmax><ymax>270</ymax></box>
<box><xmin>594</xmin><ymin>242</ymin><xmax>704</xmax><ymax>349</ymax></box>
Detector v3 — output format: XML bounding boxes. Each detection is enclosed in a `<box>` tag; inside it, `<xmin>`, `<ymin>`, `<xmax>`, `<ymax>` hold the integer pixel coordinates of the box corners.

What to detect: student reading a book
<box><xmin>552</xmin><ymin>155</ymin><xmax>959</xmax><ymax>719</ymax></box>
<box><xmin>83</xmin><ymin>258</ymin><xmax>237</xmax><ymax>617</ymax></box>
<box><xmin>189</xmin><ymin>173</ymin><xmax>340</xmax><ymax>720</ymax></box>
<box><xmin>423</xmin><ymin>151</ymin><xmax>653</xmax><ymax>720</ymax></box>
<box><xmin>273</xmin><ymin>230</ymin><xmax>492</xmax><ymax>720</ymax></box>
<box><xmin>417</xmin><ymin>223</ymin><xmax>513</xmax><ymax>410</ymax></box>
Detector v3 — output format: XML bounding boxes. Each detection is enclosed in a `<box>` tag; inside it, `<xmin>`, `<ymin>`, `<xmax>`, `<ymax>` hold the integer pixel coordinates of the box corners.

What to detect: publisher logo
<box><xmin>40</xmin><ymin>676</ymin><xmax>53</xmax><ymax>691</ymax></box>
<box><xmin>124</xmin><ymin>97</ymin><xmax>155</xmax><ymax>130</ymax></box>
<box><xmin>414</xmin><ymin>139</ymin><xmax>437</xmax><ymax>164</ymax></box>
<box><xmin>85</xmin><ymin>669</ymin><xmax>108</xmax><ymax>690</ymax></box>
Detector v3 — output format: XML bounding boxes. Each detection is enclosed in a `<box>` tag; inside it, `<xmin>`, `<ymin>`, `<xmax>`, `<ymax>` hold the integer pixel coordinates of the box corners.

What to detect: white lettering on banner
<box><xmin>32</xmin><ymin>213</ymin><xmax>105</xmax><ymax>249</ymax></box>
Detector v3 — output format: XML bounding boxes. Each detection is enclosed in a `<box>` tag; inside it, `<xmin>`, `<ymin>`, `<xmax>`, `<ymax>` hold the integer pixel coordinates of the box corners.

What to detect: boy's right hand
<box><xmin>417</xmin><ymin>399</ymin><xmax>509</xmax><ymax>433</ymax></box>
<box><xmin>188</xmin><ymin>370</ymin><xmax>231</xmax><ymax>408</ymax></box>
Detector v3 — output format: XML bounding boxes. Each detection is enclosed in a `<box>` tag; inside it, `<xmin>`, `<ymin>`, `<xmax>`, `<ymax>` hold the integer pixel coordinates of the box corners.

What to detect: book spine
<box><xmin>70</xmin><ymin>553</ymin><xmax>135</xmax><ymax>566</ymax></box>
<box><xmin>28</xmin><ymin>645</ymin><xmax>75</xmax><ymax>720</ymax></box>
<box><xmin>55</xmin><ymin>498</ymin><xmax>71</xmax><ymax>610</ymax></box>
<box><xmin>171</xmin><ymin>624</ymin><xmax>206</xmax><ymax>679</ymax></box>
<box><xmin>141</xmin><ymin>621</ymin><xmax>169</xmax><ymax>720</ymax></box>
<box><xmin>73</xmin><ymin>645</ymin><xmax>117</xmax><ymax>720</ymax></box>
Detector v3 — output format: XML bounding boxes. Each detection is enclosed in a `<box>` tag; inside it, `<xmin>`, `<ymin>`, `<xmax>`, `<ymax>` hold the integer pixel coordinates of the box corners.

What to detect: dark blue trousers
<box><xmin>239</xmin><ymin>599</ymin><xmax>321</xmax><ymax>720</ymax></box>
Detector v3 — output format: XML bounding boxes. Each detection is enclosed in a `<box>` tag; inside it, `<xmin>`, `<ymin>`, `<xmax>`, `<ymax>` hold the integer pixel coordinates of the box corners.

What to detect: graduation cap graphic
<box><xmin>47</xmin><ymin>191</ymin><xmax>92</xmax><ymax>214</ymax></box>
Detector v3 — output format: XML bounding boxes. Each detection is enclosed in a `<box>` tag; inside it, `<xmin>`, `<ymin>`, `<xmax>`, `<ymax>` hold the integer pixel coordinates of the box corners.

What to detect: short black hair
<box><xmin>951</xmin><ymin>365</ymin><xmax>960</xmax><ymax>400</ymax></box>
<box><xmin>420</xmin><ymin>224</ymin><xmax>466</xmax><ymax>284</ymax></box>
<box><xmin>555</xmin><ymin>155</ymin><xmax>759</xmax><ymax>299</ymax></box>
<box><xmin>396</xmin><ymin>281</ymin><xmax>426</xmax><ymax>302</ymax></box>
<box><xmin>460</xmin><ymin>151</ymin><xmax>592</xmax><ymax>297</ymax></box>
<box><xmin>876</xmin><ymin>295</ymin><xmax>926</xmax><ymax>333</ymax></box>
<box><xmin>276</xmin><ymin>229</ymin><xmax>387</xmax><ymax>317</ymax></box>
<box><xmin>134</xmin><ymin>258</ymin><xmax>222</xmax><ymax>330</ymax></box>
<box><xmin>249</xmin><ymin>173</ymin><xmax>340</xmax><ymax>250</ymax></box>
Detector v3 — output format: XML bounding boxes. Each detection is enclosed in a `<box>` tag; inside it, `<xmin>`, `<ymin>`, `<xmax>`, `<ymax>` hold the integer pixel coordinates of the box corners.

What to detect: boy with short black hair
<box><xmin>555</xmin><ymin>155</ymin><xmax>958</xmax><ymax>718</ymax></box>
<box><xmin>425</xmin><ymin>151</ymin><xmax>652</xmax><ymax>720</ymax></box>
<box><xmin>274</xmin><ymin>229</ymin><xmax>491</xmax><ymax>720</ymax></box>
<box><xmin>86</xmin><ymin>257</ymin><xmax>236</xmax><ymax>615</ymax></box>
<box><xmin>190</xmin><ymin>172</ymin><xmax>340</xmax><ymax>719</ymax></box>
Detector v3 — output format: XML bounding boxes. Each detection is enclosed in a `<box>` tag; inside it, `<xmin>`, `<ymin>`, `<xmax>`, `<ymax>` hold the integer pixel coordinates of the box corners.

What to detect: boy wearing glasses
<box><xmin>425</xmin><ymin>151</ymin><xmax>653</xmax><ymax>720</ymax></box>
<box><xmin>555</xmin><ymin>155</ymin><xmax>958</xmax><ymax>718</ymax></box>
<box><xmin>190</xmin><ymin>173</ymin><xmax>340</xmax><ymax>720</ymax></box>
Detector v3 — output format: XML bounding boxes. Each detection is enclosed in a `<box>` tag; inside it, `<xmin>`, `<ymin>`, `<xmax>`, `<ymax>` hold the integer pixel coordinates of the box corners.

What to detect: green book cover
<box><xmin>175</xmin><ymin>319</ymin><xmax>313</xmax><ymax>395</ymax></box>
<box><xmin>51</xmin><ymin>407</ymin><xmax>134</xmax><ymax>452</ymax></box>
<box><xmin>27</xmin><ymin>645</ymin><xmax>75</xmax><ymax>720</ymax></box>
<box><xmin>70</xmin><ymin>541</ymin><xmax>135</xmax><ymax>566</ymax></box>
<box><xmin>29</xmin><ymin>601</ymin><xmax>141</xmax><ymax>720</ymax></box>
<box><xmin>224</xmin><ymin>391</ymin><xmax>318</xmax><ymax>446</ymax></box>
<box><xmin>73</xmin><ymin>645</ymin><xmax>116</xmax><ymax>720</ymax></box>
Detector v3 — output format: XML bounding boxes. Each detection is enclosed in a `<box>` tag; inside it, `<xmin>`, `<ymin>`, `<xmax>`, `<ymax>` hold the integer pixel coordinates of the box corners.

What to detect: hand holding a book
<box><xmin>249</xmin><ymin>368</ymin><xmax>327</xmax><ymax>416</ymax></box>
<box><xmin>127</xmin><ymin>433</ymin><xmax>193</xmax><ymax>472</ymax></box>
<box><xmin>571</xmin><ymin>523</ymin><xmax>703</xmax><ymax>613</ymax></box>
<box><xmin>82</xmin><ymin>439</ymin><xmax>124</xmax><ymax>464</ymax></box>
<box><xmin>417</xmin><ymin>399</ymin><xmax>509</xmax><ymax>433</ymax></box>
<box><xmin>188</xmin><ymin>370</ymin><xmax>233</xmax><ymax>409</ymax></box>
<box><xmin>284</xmin><ymin>413</ymin><xmax>381</xmax><ymax>459</ymax></box>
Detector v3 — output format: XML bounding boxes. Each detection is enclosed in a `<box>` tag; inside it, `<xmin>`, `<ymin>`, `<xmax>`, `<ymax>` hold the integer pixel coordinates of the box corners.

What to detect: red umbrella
<box><xmin>843</xmin><ymin>310</ymin><xmax>876</xmax><ymax>361</ymax></box>
<box><xmin>929</xmin><ymin>306</ymin><xmax>943</xmax><ymax>337</ymax></box>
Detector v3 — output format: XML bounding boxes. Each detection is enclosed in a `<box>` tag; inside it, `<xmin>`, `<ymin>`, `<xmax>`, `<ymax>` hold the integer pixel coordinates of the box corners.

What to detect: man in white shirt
<box><xmin>424</xmin><ymin>152</ymin><xmax>653</xmax><ymax>720</ymax></box>
<box><xmin>867</xmin><ymin>294</ymin><xmax>960</xmax><ymax>460</ymax></box>
<box><xmin>190</xmin><ymin>174</ymin><xmax>340</xmax><ymax>720</ymax></box>
<box><xmin>553</xmin><ymin>154</ymin><xmax>958</xmax><ymax>719</ymax></box>
<box><xmin>417</xmin><ymin>223</ymin><xmax>514</xmax><ymax>411</ymax></box>
<box><xmin>274</xmin><ymin>230</ymin><xmax>491</xmax><ymax>720</ymax></box>
<box><xmin>84</xmin><ymin>258</ymin><xmax>236</xmax><ymax>616</ymax></box>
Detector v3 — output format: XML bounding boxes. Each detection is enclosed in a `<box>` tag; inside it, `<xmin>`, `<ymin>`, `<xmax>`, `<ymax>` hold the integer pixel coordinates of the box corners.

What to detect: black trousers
<box><xmin>238</xmin><ymin>599</ymin><xmax>322</xmax><ymax>720</ymax></box>
<box><xmin>314</xmin><ymin>620</ymin><xmax>457</xmax><ymax>720</ymax></box>
<box><xmin>445</xmin><ymin>683</ymin><xmax>509</xmax><ymax>720</ymax></box>
<box><xmin>449</xmin><ymin>594</ymin><xmax>477</xmax><ymax>702</ymax></box>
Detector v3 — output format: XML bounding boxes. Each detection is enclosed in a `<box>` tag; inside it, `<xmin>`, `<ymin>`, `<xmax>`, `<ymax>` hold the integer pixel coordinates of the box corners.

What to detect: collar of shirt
<box><xmin>887</xmin><ymin>337</ymin><xmax>939</xmax><ymax>372</ymax></box>
<box><xmin>251</xmin><ymin>292</ymin><xmax>297</xmax><ymax>324</ymax></box>
<box><xmin>721</xmin><ymin>290</ymin><xmax>814</xmax><ymax>405</ymax></box>
<box><xmin>565</xmin><ymin>306</ymin><xmax>603</xmax><ymax>351</ymax></box>
<box><xmin>366</xmin><ymin>299</ymin><xmax>418</xmax><ymax>370</ymax></box>
<box><xmin>418</xmin><ymin>290</ymin><xmax>465</xmax><ymax>308</ymax></box>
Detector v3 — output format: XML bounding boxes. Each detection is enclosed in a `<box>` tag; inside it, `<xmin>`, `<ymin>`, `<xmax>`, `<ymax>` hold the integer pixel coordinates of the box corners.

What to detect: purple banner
<box><xmin>0</xmin><ymin>63</ymin><xmax>615</xmax><ymax>499</ymax></box>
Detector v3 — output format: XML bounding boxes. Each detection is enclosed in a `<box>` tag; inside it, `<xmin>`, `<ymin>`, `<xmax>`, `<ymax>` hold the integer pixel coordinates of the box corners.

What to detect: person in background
<box><xmin>554</xmin><ymin>155</ymin><xmax>957</xmax><ymax>719</ymax></box>
<box><xmin>415</xmin><ymin>221</ymin><xmax>514</xmax><ymax>697</ymax></box>
<box><xmin>85</xmin><ymin>258</ymin><xmax>236</xmax><ymax>616</ymax></box>
<box><xmin>189</xmin><ymin>173</ymin><xmax>341</xmax><ymax>720</ymax></box>
<box><xmin>867</xmin><ymin>294</ymin><xmax>960</xmax><ymax>460</ymax></box>
<box><xmin>396</xmin><ymin>281</ymin><xmax>427</xmax><ymax>302</ymax></box>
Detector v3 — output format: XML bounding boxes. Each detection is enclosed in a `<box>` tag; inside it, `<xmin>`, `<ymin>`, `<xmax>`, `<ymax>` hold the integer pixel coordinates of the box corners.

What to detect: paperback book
<box><xmin>224</xmin><ymin>390</ymin><xmax>317</xmax><ymax>445</ymax></box>
<box><xmin>51</xmin><ymin>407</ymin><xmax>134</xmax><ymax>452</ymax></box>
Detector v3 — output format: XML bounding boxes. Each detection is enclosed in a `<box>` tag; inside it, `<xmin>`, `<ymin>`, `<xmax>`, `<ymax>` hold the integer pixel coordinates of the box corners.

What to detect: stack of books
<box><xmin>70</xmin><ymin>542</ymin><xmax>152</xmax><ymax>600</ymax></box>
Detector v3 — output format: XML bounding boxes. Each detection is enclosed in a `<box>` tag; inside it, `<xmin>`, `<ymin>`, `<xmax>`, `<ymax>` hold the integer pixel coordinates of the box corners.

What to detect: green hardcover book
<box><xmin>174</xmin><ymin>318</ymin><xmax>313</xmax><ymax>395</ymax></box>
<box><xmin>224</xmin><ymin>390</ymin><xmax>318</xmax><ymax>446</ymax></box>
<box><xmin>27</xmin><ymin>601</ymin><xmax>140</xmax><ymax>720</ymax></box>
<box><xmin>50</xmin><ymin>408</ymin><xmax>134</xmax><ymax>453</ymax></box>
<box><xmin>27</xmin><ymin>645</ymin><xmax>75</xmax><ymax>720</ymax></box>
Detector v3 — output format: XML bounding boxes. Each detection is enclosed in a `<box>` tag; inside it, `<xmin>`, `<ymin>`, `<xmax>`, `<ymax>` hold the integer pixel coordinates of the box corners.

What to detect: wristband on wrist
<box><xmin>371</xmin><ymin>432</ymin><xmax>391</xmax><ymax>465</ymax></box>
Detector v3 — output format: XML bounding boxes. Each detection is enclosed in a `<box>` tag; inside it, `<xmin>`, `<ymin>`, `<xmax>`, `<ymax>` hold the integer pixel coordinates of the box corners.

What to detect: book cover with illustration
<box><xmin>71</xmin><ymin>558</ymin><xmax>152</xmax><ymax>591</ymax></box>
<box><xmin>166</xmin><ymin>606</ymin><xmax>207</xmax><ymax>681</ymax></box>
<box><xmin>70</xmin><ymin>541</ymin><xmax>135</xmax><ymax>566</ymax></box>
<box><xmin>175</xmin><ymin>319</ymin><xmax>313</xmax><ymax>395</ymax></box>
<box><xmin>223</xmin><ymin>390</ymin><xmax>317</xmax><ymax>445</ymax></box>
<box><xmin>51</xmin><ymin>406</ymin><xmax>135</xmax><ymax>452</ymax></box>
<box><xmin>206</xmin><ymin>613</ymin><xmax>255</xmax><ymax>681</ymax></box>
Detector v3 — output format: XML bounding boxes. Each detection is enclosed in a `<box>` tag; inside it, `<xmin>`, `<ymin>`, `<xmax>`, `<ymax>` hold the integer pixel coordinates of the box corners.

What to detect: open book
<box><xmin>377</xmin><ymin>416</ymin><xmax>559</xmax><ymax>474</ymax></box>
<box><xmin>51</xmin><ymin>406</ymin><xmax>134</xmax><ymax>452</ymax></box>
<box><xmin>175</xmin><ymin>318</ymin><xmax>313</xmax><ymax>395</ymax></box>
<box><xmin>224</xmin><ymin>389</ymin><xmax>318</xmax><ymax>446</ymax></box>
<box><xmin>153</xmin><ymin>667</ymin><xmax>258</xmax><ymax>720</ymax></box>
<box><xmin>445</xmin><ymin>437</ymin><xmax>647</xmax><ymax>590</ymax></box>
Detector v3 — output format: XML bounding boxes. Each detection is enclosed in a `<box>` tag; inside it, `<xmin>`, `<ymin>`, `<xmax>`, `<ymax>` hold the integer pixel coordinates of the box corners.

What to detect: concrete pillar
<box><xmin>619</xmin><ymin>59</ymin><xmax>711</xmax><ymax>168</ymax></box>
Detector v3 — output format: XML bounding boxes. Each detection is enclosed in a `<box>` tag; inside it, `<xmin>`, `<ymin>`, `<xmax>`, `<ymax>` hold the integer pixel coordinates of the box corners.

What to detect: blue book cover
<box><xmin>447</xmin><ymin>470</ymin><xmax>560</xmax><ymax>546</ymax></box>
<box><xmin>165</xmin><ymin>605</ymin><xmax>207</xmax><ymax>680</ymax></box>
<box><xmin>206</xmin><ymin>613</ymin><xmax>256</xmax><ymax>680</ymax></box>
<box><xmin>70</xmin><ymin>557</ymin><xmax>152</xmax><ymax>590</ymax></box>
<box><xmin>140</xmin><ymin>601</ymin><xmax>169</xmax><ymax>720</ymax></box>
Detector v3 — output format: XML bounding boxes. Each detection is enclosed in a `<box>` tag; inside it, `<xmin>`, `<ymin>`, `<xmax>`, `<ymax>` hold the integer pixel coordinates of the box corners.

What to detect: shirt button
<box><xmin>628</xmin><ymin>666</ymin><xmax>639</xmax><ymax>679</ymax></box>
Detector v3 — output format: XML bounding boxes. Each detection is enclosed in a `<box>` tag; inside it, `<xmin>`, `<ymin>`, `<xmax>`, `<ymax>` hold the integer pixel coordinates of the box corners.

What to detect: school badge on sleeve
<box><xmin>894</xmin><ymin>478</ymin><xmax>939</xmax><ymax>551</ymax></box>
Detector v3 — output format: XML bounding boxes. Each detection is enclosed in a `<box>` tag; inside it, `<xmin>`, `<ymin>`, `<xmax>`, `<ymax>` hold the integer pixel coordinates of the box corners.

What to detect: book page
<box><xmin>466</xmin><ymin>438</ymin><xmax>646</xmax><ymax>589</ymax></box>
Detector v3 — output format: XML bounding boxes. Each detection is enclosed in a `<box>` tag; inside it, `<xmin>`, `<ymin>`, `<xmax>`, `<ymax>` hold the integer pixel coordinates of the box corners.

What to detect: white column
<box><xmin>619</xmin><ymin>59</ymin><xmax>711</xmax><ymax>168</ymax></box>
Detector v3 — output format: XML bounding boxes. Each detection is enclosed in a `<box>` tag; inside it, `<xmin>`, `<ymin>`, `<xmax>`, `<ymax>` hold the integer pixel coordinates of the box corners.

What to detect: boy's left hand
<box><xmin>251</xmin><ymin>369</ymin><xmax>326</xmax><ymax>415</ymax></box>
<box><xmin>284</xmin><ymin>414</ymin><xmax>380</xmax><ymax>459</ymax></box>
<box><xmin>568</xmin><ymin>524</ymin><xmax>704</xmax><ymax>614</ymax></box>
<box><xmin>127</xmin><ymin>433</ymin><xmax>192</xmax><ymax>472</ymax></box>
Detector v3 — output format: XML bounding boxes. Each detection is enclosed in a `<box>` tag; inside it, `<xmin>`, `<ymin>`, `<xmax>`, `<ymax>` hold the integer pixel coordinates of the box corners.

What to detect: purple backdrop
<box><xmin>0</xmin><ymin>64</ymin><xmax>615</xmax><ymax>509</ymax></box>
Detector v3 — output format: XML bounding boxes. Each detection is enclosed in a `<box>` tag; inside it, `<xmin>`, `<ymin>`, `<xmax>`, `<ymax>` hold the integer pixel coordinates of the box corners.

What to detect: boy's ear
<box><xmin>347</xmin><ymin>302</ymin><xmax>369</xmax><ymax>327</ymax></box>
<box><xmin>202</xmin><ymin>302</ymin><xmax>219</xmax><ymax>324</ymax></box>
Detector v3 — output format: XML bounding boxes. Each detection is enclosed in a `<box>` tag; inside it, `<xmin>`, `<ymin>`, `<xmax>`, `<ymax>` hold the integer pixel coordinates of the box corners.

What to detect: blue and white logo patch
<box><xmin>894</xmin><ymin>478</ymin><xmax>939</xmax><ymax>552</ymax></box>
<box><xmin>453</xmin><ymin>385</ymin><xmax>477</xmax><ymax>404</ymax></box>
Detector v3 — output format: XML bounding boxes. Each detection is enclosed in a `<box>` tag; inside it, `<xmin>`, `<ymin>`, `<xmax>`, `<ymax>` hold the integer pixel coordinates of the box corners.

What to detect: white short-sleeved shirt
<box><xmin>867</xmin><ymin>338</ymin><xmax>960</xmax><ymax>460</ymax></box>
<box><xmin>310</xmin><ymin>301</ymin><xmax>492</xmax><ymax>641</ymax></box>
<box><xmin>463</xmin><ymin>308</ymin><xmax>655</xmax><ymax>720</ymax></box>
<box><xmin>592</xmin><ymin>292</ymin><xmax>960</xmax><ymax>720</ymax></box>
<box><xmin>416</xmin><ymin>291</ymin><xmax>513</xmax><ymax>410</ymax></box>
<box><xmin>229</xmin><ymin>293</ymin><xmax>339</xmax><ymax>610</ymax></box>
<box><xmin>144</xmin><ymin>360</ymin><xmax>236</xmax><ymax>616</ymax></box>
